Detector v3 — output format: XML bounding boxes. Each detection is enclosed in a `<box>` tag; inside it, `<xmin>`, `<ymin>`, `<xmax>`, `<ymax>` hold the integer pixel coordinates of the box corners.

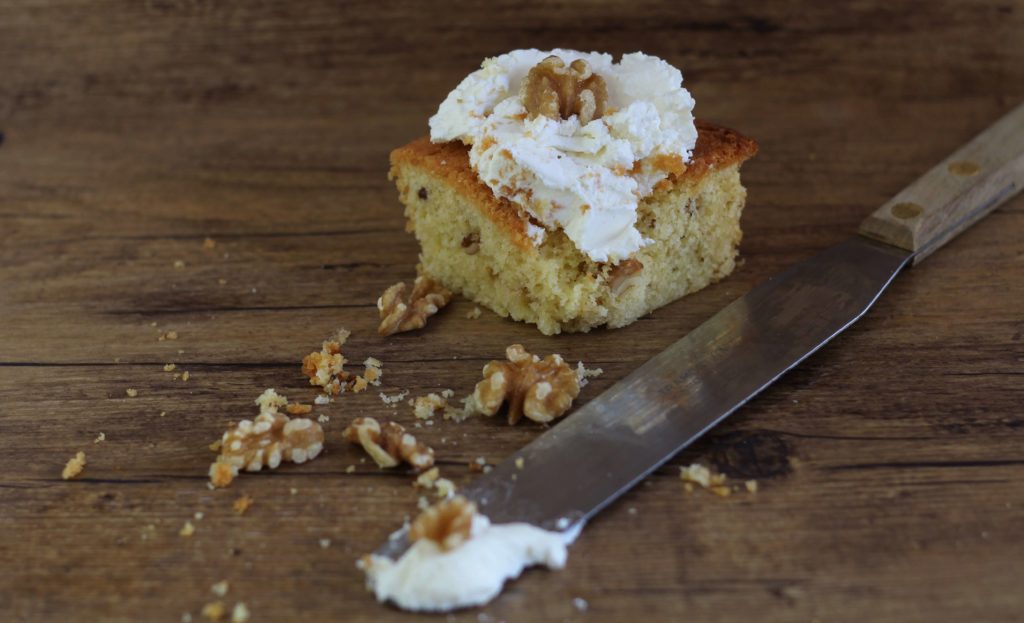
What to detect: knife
<box><xmin>374</xmin><ymin>102</ymin><xmax>1024</xmax><ymax>559</ymax></box>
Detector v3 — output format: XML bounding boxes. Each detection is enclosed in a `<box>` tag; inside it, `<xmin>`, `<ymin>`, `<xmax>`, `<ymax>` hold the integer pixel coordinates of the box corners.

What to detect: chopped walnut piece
<box><xmin>409</xmin><ymin>496</ymin><xmax>477</xmax><ymax>551</ymax></box>
<box><xmin>201</xmin><ymin>601</ymin><xmax>226</xmax><ymax>622</ymax></box>
<box><xmin>680</xmin><ymin>463</ymin><xmax>748</xmax><ymax>497</ymax></box>
<box><xmin>208</xmin><ymin>389</ymin><xmax>325</xmax><ymax>488</ymax></box>
<box><xmin>233</xmin><ymin>495</ymin><xmax>254</xmax><ymax>515</ymax></box>
<box><xmin>342</xmin><ymin>417</ymin><xmax>434</xmax><ymax>470</ymax></box>
<box><xmin>285</xmin><ymin>403</ymin><xmax>313</xmax><ymax>416</ymax></box>
<box><xmin>377</xmin><ymin>276</ymin><xmax>452</xmax><ymax>336</ymax></box>
<box><xmin>521</xmin><ymin>55</ymin><xmax>608</xmax><ymax>125</ymax></box>
<box><xmin>461</xmin><ymin>232</ymin><xmax>481</xmax><ymax>255</ymax></box>
<box><xmin>472</xmin><ymin>344</ymin><xmax>580</xmax><ymax>425</ymax></box>
<box><xmin>415</xmin><ymin>467</ymin><xmax>440</xmax><ymax>489</ymax></box>
<box><xmin>607</xmin><ymin>258</ymin><xmax>644</xmax><ymax>296</ymax></box>
<box><xmin>62</xmin><ymin>451</ymin><xmax>86</xmax><ymax>480</ymax></box>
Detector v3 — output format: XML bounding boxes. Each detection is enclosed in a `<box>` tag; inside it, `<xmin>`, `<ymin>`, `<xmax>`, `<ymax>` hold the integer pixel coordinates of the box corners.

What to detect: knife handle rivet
<box><xmin>890</xmin><ymin>202</ymin><xmax>923</xmax><ymax>219</ymax></box>
<box><xmin>947</xmin><ymin>160</ymin><xmax>981</xmax><ymax>176</ymax></box>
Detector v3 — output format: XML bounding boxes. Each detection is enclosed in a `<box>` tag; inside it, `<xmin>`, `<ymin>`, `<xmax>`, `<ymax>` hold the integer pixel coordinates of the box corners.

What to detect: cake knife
<box><xmin>375</xmin><ymin>102</ymin><xmax>1024</xmax><ymax>558</ymax></box>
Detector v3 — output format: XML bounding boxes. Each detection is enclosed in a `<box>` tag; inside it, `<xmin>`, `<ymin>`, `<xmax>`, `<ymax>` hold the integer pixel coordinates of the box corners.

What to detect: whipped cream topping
<box><xmin>362</xmin><ymin>514</ymin><xmax>580</xmax><ymax>612</ymax></box>
<box><xmin>429</xmin><ymin>49</ymin><xmax>698</xmax><ymax>262</ymax></box>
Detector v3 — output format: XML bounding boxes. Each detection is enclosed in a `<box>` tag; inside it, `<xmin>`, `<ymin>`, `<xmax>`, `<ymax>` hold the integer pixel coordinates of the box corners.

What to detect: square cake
<box><xmin>389</xmin><ymin>50</ymin><xmax>757</xmax><ymax>335</ymax></box>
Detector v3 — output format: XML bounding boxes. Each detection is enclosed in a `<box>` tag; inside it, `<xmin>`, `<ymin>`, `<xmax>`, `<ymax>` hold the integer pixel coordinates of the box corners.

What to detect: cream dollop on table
<box><xmin>429</xmin><ymin>48</ymin><xmax>698</xmax><ymax>263</ymax></box>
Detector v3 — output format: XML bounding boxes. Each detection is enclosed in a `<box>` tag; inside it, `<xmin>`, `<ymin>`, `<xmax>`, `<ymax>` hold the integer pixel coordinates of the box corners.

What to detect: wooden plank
<box><xmin>1</xmin><ymin>1</ymin><xmax>1023</xmax><ymax>621</ymax></box>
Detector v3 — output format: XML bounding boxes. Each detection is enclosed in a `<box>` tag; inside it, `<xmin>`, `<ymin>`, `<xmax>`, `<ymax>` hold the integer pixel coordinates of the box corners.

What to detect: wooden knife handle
<box><xmin>858</xmin><ymin>103</ymin><xmax>1024</xmax><ymax>264</ymax></box>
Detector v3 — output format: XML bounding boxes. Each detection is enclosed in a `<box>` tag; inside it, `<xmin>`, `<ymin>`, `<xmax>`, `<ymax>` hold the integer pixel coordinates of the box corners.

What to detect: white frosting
<box><xmin>429</xmin><ymin>49</ymin><xmax>697</xmax><ymax>262</ymax></box>
<box><xmin>362</xmin><ymin>515</ymin><xmax>580</xmax><ymax>612</ymax></box>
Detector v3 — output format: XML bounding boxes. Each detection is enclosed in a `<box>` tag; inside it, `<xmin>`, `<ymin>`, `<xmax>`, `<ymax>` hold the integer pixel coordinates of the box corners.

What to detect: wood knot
<box><xmin>709</xmin><ymin>430</ymin><xmax>793</xmax><ymax>480</ymax></box>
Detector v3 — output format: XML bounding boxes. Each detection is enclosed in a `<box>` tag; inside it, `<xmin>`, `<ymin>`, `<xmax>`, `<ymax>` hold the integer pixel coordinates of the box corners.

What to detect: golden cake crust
<box><xmin>388</xmin><ymin>121</ymin><xmax>758</xmax><ymax>249</ymax></box>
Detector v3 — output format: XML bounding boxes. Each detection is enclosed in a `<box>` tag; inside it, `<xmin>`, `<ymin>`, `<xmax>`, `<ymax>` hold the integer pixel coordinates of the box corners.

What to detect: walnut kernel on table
<box><xmin>472</xmin><ymin>344</ymin><xmax>580</xmax><ymax>425</ymax></box>
<box><xmin>409</xmin><ymin>496</ymin><xmax>477</xmax><ymax>551</ymax></box>
<box><xmin>343</xmin><ymin>416</ymin><xmax>434</xmax><ymax>470</ymax></box>
<box><xmin>521</xmin><ymin>55</ymin><xmax>608</xmax><ymax>125</ymax></box>
<box><xmin>208</xmin><ymin>389</ymin><xmax>325</xmax><ymax>488</ymax></box>
<box><xmin>377</xmin><ymin>276</ymin><xmax>452</xmax><ymax>336</ymax></box>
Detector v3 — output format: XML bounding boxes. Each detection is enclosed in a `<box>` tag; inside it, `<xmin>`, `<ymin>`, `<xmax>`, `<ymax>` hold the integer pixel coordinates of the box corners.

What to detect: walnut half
<box><xmin>342</xmin><ymin>416</ymin><xmax>434</xmax><ymax>470</ymax></box>
<box><xmin>521</xmin><ymin>55</ymin><xmax>608</xmax><ymax>126</ymax></box>
<box><xmin>409</xmin><ymin>496</ymin><xmax>477</xmax><ymax>551</ymax></box>
<box><xmin>209</xmin><ymin>389</ymin><xmax>325</xmax><ymax>488</ymax></box>
<box><xmin>472</xmin><ymin>344</ymin><xmax>580</xmax><ymax>425</ymax></box>
<box><xmin>378</xmin><ymin>276</ymin><xmax>452</xmax><ymax>337</ymax></box>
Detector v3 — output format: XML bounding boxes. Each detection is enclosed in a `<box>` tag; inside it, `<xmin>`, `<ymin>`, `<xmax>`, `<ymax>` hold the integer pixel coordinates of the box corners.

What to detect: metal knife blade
<box><xmin>375</xmin><ymin>235</ymin><xmax>911</xmax><ymax>560</ymax></box>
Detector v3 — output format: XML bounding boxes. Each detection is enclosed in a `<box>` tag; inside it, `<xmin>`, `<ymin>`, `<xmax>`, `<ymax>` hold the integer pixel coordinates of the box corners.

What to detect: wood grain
<box><xmin>1</xmin><ymin>1</ymin><xmax>1022</xmax><ymax>622</ymax></box>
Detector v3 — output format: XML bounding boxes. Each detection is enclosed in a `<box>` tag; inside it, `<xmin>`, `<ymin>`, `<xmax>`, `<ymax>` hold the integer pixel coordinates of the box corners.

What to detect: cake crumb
<box><xmin>314</xmin><ymin>394</ymin><xmax>331</xmax><ymax>405</ymax></box>
<box><xmin>159</xmin><ymin>330</ymin><xmax>179</xmax><ymax>341</ymax></box>
<box><xmin>125</xmin><ymin>388</ymin><xmax>138</xmax><ymax>397</ymax></box>
<box><xmin>319</xmin><ymin>538</ymin><xmax>332</xmax><ymax>549</ymax></box>
<box><xmin>230</xmin><ymin>602</ymin><xmax>249</xmax><ymax>623</ymax></box>
<box><xmin>94</xmin><ymin>432</ymin><xmax>106</xmax><ymax>444</ymax></box>
<box><xmin>203</xmin><ymin>237</ymin><xmax>217</xmax><ymax>250</ymax></box>
<box><xmin>469</xmin><ymin>456</ymin><xmax>487</xmax><ymax>473</ymax></box>
<box><xmin>210</xmin><ymin>580</ymin><xmax>229</xmax><ymax>597</ymax></box>
<box><xmin>745</xmin><ymin>479</ymin><xmax>759</xmax><ymax>493</ymax></box>
<box><xmin>575</xmin><ymin>361</ymin><xmax>604</xmax><ymax>388</ymax></box>
<box><xmin>181</xmin><ymin>371</ymin><xmax>191</xmax><ymax>382</ymax></box>
<box><xmin>174</xmin><ymin>260</ymin><xmax>186</xmax><ymax>269</ymax></box>
<box><xmin>218</xmin><ymin>278</ymin><xmax>227</xmax><ymax>286</ymax></box>
<box><xmin>194</xmin><ymin>511</ymin><xmax>204</xmax><ymax>521</ymax></box>
<box><xmin>466</xmin><ymin>306</ymin><xmax>482</xmax><ymax>319</ymax></box>
<box><xmin>160</xmin><ymin>411</ymin><xmax>167</xmax><ymax>417</ymax></box>
<box><xmin>514</xmin><ymin>457</ymin><xmax>525</xmax><ymax>469</ymax></box>
<box><xmin>413</xmin><ymin>393</ymin><xmax>448</xmax><ymax>420</ymax></box>
<box><xmin>317</xmin><ymin>414</ymin><xmax>329</xmax><ymax>424</ymax></box>
<box><xmin>380</xmin><ymin>390</ymin><xmax>410</xmax><ymax>407</ymax></box>
<box><xmin>290</xmin><ymin>487</ymin><xmax>298</xmax><ymax>495</ymax></box>
<box><xmin>164</xmin><ymin>363</ymin><xmax>177</xmax><ymax>372</ymax></box>
<box><xmin>180</xmin><ymin>521</ymin><xmax>196</xmax><ymax>537</ymax></box>
<box><xmin>201</xmin><ymin>601</ymin><xmax>225</xmax><ymax>621</ymax></box>
<box><xmin>233</xmin><ymin>495</ymin><xmax>253</xmax><ymax>515</ymax></box>
<box><xmin>62</xmin><ymin>451</ymin><xmax>86</xmax><ymax>480</ymax></box>
<box><xmin>572</xmin><ymin>597</ymin><xmax>589</xmax><ymax>612</ymax></box>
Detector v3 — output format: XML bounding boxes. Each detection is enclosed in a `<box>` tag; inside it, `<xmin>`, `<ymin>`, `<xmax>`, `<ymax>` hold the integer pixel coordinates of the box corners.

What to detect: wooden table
<box><xmin>2</xmin><ymin>2</ymin><xmax>1022</xmax><ymax>621</ymax></box>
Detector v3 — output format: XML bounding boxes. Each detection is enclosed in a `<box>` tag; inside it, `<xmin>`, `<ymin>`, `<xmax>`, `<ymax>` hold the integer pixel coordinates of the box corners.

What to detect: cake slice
<box><xmin>390</xmin><ymin>120</ymin><xmax>756</xmax><ymax>335</ymax></box>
